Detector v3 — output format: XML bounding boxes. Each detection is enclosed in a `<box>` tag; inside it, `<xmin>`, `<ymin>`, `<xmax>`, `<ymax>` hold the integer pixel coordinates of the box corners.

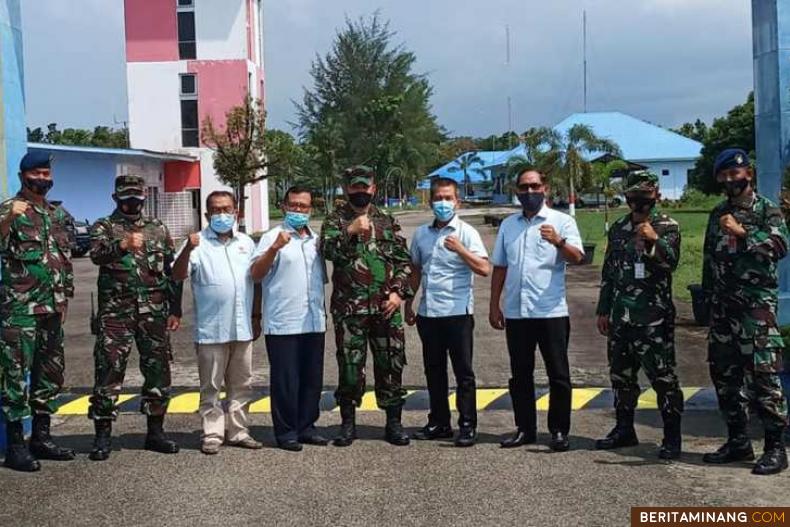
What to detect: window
<box><xmin>181</xmin><ymin>99</ymin><xmax>199</xmax><ymax>147</ymax></box>
<box><xmin>180</xmin><ymin>74</ymin><xmax>197</xmax><ymax>97</ymax></box>
<box><xmin>177</xmin><ymin>0</ymin><xmax>194</xmax><ymax>7</ymax></box>
<box><xmin>661</xmin><ymin>169</ymin><xmax>670</xmax><ymax>176</ymax></box>
<box><xmin>178</xmin><ymin>11</ymin><xmax>196</xmax><ymax>59</ymax></box>
<box><xmin>145</xmin><ymin>186</ymin><xmax>160</xmax><ymax>218</ymax></box>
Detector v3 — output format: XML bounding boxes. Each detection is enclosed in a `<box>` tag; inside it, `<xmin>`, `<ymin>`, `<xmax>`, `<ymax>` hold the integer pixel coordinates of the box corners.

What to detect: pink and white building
<box><xmin>123</xmin><ymin>0</ymin><xmax>269</xmax><ymax>237</ymax></box>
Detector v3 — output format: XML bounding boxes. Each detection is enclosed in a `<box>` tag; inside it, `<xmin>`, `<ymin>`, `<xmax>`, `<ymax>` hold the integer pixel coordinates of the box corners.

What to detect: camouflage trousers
<box><xmin>89</xmin><ymin>309</ymin><xmax>173</xmax><ymax>420</ymax></box>
<box><xmin>333</xmin><ymin>313</ymin><xmax>407</xmax><ymax>409</ymax></box>
<box><xmin>708</xmin><ymin>305</ymin><xmax>788</xmax><ymax>432</ymax></box>
<box><xmin>608</xmin><ymin>322</ymin><xmax>684</xmax><ymax>418</ymax></box>
<box><xmin>0</xmin><ymin>313</ymin><xmax>65</xmax><ymax>422</ymax></box>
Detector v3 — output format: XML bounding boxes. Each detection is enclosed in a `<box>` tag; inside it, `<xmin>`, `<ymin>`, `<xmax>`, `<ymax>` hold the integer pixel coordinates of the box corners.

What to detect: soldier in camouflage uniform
<box><xmin>87</xmin><ymin>175</ymin><xmax>182</xmax><ymax>461</ymax></box>
<box><xmin>319</xmin><ymin>166</ymin><xmax>414</xmax><ymax>447</ymax></box>
<box><xmin>701</xmin><ymin>148</ymin><xmax>788</xmax><ymax>475</ymax></box>
<box><xmin>0</xmin><ymin>151</ymin><xmax>76</xmax><ymax>472</ymax></box>
<box><xmin>594</xmin><ymin>171</ymin><xmax>684</xmax><ymax>460</ymax></box>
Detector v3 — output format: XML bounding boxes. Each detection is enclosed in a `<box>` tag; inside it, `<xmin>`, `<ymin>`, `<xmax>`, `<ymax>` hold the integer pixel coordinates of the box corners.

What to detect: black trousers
<box><xmin>265</xmin><ymin>333</ymin><xmax>325</xmax><ymax>443</ymax></box>
<box><xmin>505</xmin><ymin>317</ymin><xmax>571</xmax><ymax>435</ymax></box>
<box><xmin>416</xmin><ymin>315</ymin><xmax>477</xmax><ymax>428</ymax></box>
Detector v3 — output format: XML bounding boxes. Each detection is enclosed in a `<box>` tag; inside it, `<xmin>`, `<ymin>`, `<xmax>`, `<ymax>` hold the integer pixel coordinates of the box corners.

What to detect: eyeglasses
<box><xmin>517</xmin><ymin>183</ymin><xmax>543</xmax><ymax>192</ymax></box>
<box><xmin>285</xmin><ymin>203</ymin><xmax>311</xmax><ymax>212</ymax></box>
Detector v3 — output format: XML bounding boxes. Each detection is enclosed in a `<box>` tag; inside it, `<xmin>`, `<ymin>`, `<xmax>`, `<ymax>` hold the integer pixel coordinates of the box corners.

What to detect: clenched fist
<box><xmin>347</xmin><ymin>214</ymin><xmax>371</xmax><ymax>237</ymax></box>
<box><xmin>719</xmin><ymin>214</ymin><xmax>746</xmax><ymax>239</ymax></box>
<box><xmin>272</xmin><ymin>230</ymin><xmax>291</xmax><ymax>250</ymax></box>
<box><xmin>635</xmin><ymin>222</ymin><xmax>658</xmax><ymax>243</ymax></box>
<box><xmin>187</xmin><ymin>232</ymin><xmax>201</xmax><ymax>249</ymax></box>
<box><xmin>121</xmin><ymin>232</ymin><xmax>144</xmax><ymax>252</ymax></box>
<box><xmin>10</xmin><ymin>200</ymin><xmax>29</xmax><ymax>218</ymax></box>
<box><xmin>444</xmin><ymin>235</ymin><xmax>464</xmax><ymax>253</ymax></box>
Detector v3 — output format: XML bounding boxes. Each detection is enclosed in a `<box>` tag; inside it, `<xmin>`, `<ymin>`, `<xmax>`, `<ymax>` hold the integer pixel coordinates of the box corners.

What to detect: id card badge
<box><xmin>727</xmin><ymin>235</ymin><xmax>738</xmax><ymax>254</ymax></box>
<box><xmin>634</xmin><ymin>262</ymin><xmax>646</xmax><ymax>279</ymax></box>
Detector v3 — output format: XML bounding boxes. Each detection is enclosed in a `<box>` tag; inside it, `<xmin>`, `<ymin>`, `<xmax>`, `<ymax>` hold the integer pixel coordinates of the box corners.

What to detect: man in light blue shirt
<box><xmin>406</xmin><ymin>177</ymin><xmax>489</xmax><ymax>447</ymax></box>
<box><xmin>490</xmin><ymin>168</ymin><xmax>584</xmax><ymax>452</ymax></box>
<box><xmin>251</xmin><ymin>186</ymin><xmax>327</xmax><ymax>452</ymax></box>
<box><xmin>173</xmin><ymin>191</ymin><xmax>263</xmax><ymax>455</ymax></box>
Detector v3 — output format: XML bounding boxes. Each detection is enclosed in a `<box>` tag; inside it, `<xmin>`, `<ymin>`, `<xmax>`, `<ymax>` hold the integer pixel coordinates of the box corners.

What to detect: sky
<box><xmin>22</xmin><ymin>0</ymin><xmax>754</xmax><ymax>138</ymax></box>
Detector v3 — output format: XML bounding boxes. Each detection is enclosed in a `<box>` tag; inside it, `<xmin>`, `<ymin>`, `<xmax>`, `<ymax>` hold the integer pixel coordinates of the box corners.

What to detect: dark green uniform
<box><xmin>320</xmin><ymin>202</ymin><xmax>414</xmax><ymax>409</ymax></box>
<box><xmin>0</xmin><ymin>193</ymin><xmax>74</xmax><ymax>422</ymax></box>
<box><xmin>703</xmin><ymin>194</ymin><xmax>789</xmax><ymax>432</ymax></box>
<box><xmin>597</xmin><ymin>207</ymin><xmax>684</xmax><ymax>420</ymax></box>
<box><xmin>88</xmin><ymin>177</ymin><xmax>180</xmax><ymax>421</ymax></box>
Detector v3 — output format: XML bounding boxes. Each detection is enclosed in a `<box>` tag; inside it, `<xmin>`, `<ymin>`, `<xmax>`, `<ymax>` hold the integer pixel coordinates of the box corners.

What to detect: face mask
<box><xmin>626</xmin><ymin>197</ymin><xmax>656</xmax><ymax>214</ymax></box>
<box><xmin>23</xmin><ymin>177</ymin><xmax>53</xmax><ymax>196</ymax></box>
<box><xmin>724</xmin><ymin>179</ymin><xmax>749</xmax><ymax>198</ymax></box>
<box><xmin>431</xmin><ymin>200</ymin><xmax>455</xmax><ymax>222</ymax></box>
<box><xmin>518</xmin><ymin>192</ymin><xmax>544</xmax><ymax>213</ymax></box>
<box><xmin>210</xmin><ymin>213</ymin><xmax>235</xmax><ymax>234</ymax></box>
<box><xmin>284</xmin><ymin>211</ymin><xmax>310</xmax><ymax>230</ymax></box>
<box><xmin>348</xmin><ymin>192</ymin><xmax>372</xmax><ymax>208</ymax></box>
<box><xmin>117</xmin><ymin>197</ymin><xmax>145</xmax><ymax>217</ymax></box>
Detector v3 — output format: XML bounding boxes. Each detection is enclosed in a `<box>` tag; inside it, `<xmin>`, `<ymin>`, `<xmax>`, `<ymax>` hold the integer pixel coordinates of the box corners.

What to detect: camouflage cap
<box><xmin>343</xmin><ymin>165</ymin><xmax>375</xmax><ymax>186</ymax></box>
<box><xmin>114</xmin><ymin>175</ymin><xmax>146</xmax><ymax>199</ymax></box>
<box><xmin>624</xmin><ymin>171</ymin><xmax>659</xmax><ymax>193</ymax></box>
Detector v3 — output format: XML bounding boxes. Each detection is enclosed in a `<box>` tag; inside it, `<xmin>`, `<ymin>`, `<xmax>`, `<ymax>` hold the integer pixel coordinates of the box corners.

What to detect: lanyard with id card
<box><xmin>634</xmin><ymin>237</ymin><xmax>645</xmax><ymax>280</ymax></box>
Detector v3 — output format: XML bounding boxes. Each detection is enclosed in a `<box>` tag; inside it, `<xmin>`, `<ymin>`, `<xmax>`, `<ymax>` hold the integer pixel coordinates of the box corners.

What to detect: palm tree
<box><xmin>592</xmin><ymin>158</ymin><xmax>629</xmax><ymax>233</ymax></box>
<box><xmin>505</xmin><ymin>127</ymin><xmax>563</xmax><ymax>186</ymax></box>
<box><xmin>555</xmin><ymin>124</ymin><xmax>621</xmax><ymax>217</ymax></box>
<box><xmin>448</xmin><ymin>151</ymin><xmax>486</xmax><ymax>198</ymax></box>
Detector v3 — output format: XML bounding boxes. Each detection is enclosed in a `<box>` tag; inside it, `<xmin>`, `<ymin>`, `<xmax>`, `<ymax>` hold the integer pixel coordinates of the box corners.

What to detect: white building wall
<box><xmin>127</xmin><ymin>62</ymin><xmax>187</xmax><ymax>152</ymax></box>
<box><xmin>636</xmin><ymin>159</ymin><xmax>695</xmax><ymax>200</ymax></box>
<box><xmin>195</xmin><ymin>0</ymin><xmax>247</xmax><ymax>61</ymax></box>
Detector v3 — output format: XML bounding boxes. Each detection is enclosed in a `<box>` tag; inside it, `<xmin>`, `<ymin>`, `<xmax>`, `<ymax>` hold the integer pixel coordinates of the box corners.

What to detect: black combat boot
<box><xmin>752</xmin><ymin>429</ymin><xmax>788</xmax><ymax>476</ymax></box>
<box><xmin>144</xmin><ymin>415</ymin><xmax>179</xmax><ymax>454</ymax></box>
<box><xmin>384</xmin><ymin>405</ymin><xmax>410</xmax><ymax>446</ymax></box>
<box><xmin>595</xmin><ymin>407</ymin><xmax>639</xmax><ymax>450</ymax></box>
<box><xmin>658</xmin><ymin>414</ymin><xmax>682</xmax><ymax>460</ymax></box>
<box><xmin>3</xmin><ymin>421</ymin><xmax>40</xmax><ymax>472</ymax></box>
<box><xmin>702</xmin><ymin>425</ymin><xmax>754</xmax><ymax>464</ymax></box>
<box><xmin>89</xmin><ymin>419</ymin><xmax>112</xmax><ymax>461</ymax></box>
<box><xmin>333</xmin><ymin>405</ymin><xmax>356</xmax><ymax>447</ymax></box>
<box><xmin>29</xmin><ymin>414</ymin><xmax>75</xmax><ymax>461</ymax></box>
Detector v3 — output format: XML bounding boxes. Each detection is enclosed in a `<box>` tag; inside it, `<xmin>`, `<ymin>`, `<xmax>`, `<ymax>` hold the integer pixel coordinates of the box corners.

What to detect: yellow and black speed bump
<box><xmin>54</xmin><ymin>387</ymin><xmax>718</xmax><ymax>415</ymax></box>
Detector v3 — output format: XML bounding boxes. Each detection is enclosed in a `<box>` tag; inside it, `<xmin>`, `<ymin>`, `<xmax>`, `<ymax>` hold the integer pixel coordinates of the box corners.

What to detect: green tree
<box><xmin>687</xmin><ymin>92</ymin><xmax>754</xmax><ymax>194</ymax></box>
<box><xmin>263</xmin><ymin>129</ymin><xmax>307</xmax><ymax>204</ymax></box>
<box><xmin>592</xmin><ymin>159</ymin><xmax>629</xmax><ymax>233</ymax></box>
<box><xmin>296</xmin><ymin>14</ymin><xmax>442</xmax><ymax>199</ymax></box>
<box><xmin>673</xmin><ymin>119</ymin><xmax>709</xmax><ymax>143</ymax></box>
<box><xmin>201</xmin><ymin>95</ymin><xmax>267</xmax><ymax>232</ymax></box>
<box><xmin>448</xmin><ymin>151</ymin><xmax>485</xmax><ymax>197</ymax></box>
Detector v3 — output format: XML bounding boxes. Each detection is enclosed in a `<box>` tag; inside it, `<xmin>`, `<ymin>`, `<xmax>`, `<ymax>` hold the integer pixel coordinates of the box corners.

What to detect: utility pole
<box><xmin>583</xmin><ymin>10</ymin><xmax>588</xmax><ymax>113</ymax></box>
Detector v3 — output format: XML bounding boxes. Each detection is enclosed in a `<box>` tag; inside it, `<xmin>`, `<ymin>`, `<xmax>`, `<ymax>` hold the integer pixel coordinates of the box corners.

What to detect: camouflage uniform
<box><xmin>0</xmin><ymin>193</ymin><xmax>74</xmax><ymax>422</ymax></box>
<box><xmin>320</xmin><ymin>201</ymin><xmax>414</xmax><ymax>409</ymax></box>
<box><xmin>596</xmin><ymin>206</ymin><xmax>684</xmax><ymax>421</ymax></box>
<box><xmin>88</xmin><ymin>176</ymin><xmax>181</xmax><ymax>421</ymax></box>
<box><xmin>703</xmin><ymin>194</ymin><xmax>789</xmax><ymax>432</ymax></box>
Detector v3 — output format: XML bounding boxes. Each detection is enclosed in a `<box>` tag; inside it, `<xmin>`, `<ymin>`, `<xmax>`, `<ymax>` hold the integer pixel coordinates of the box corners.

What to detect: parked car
<box><xmin>576</xmin><ymin>193</ymin><xmax>625</xmax><ymax>209</ymax></box>
<box><xmin>73</xmin><ymin>220</ymin><xmax>91</xmax><ymax>258</ymax></box>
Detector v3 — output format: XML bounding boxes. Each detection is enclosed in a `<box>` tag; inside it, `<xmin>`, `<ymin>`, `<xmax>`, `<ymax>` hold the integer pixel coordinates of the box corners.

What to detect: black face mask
<box><xmin>22</xmin><ymin>177</ymin><xmax>53</xmax><ymax>196</ymax></box>
<box><xmin>627</xmin><ymin>197</ymin><xmax>656</xmax><ymax>214</ymax></box>
<box><xmin>116</xmin><ymin>197</ymin><xmax>145</xmax><ymax>217</ymax></box>
<box><xmin>518</xmin><ymin>192</ymin><xmax>544</xmax><ymax>213</ymax></box>
<box><xmin>724</xmin><ymin>179</ymin><xmax>749</xmax><ymax>198</ymax></box>
<box><xmin>348</xmin><ymin>192</ymin><xmax>373</xmax><ymax>208</ymax></box>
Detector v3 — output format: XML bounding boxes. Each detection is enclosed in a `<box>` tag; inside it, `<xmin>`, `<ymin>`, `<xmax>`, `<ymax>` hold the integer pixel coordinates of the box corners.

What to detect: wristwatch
<box><xmin>555</xmin><ymin>237</ymin><xmax>567</xmax><ymax>248</ymax></box>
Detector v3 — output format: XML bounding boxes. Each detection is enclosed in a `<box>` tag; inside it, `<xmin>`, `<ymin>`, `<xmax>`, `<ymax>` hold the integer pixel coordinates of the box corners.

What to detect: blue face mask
<box><xmin>432</xmin><ymin>200</ymin><xmax>455</xmax><ymax>222</ymax></box>
<box><xmin>284</xmin><ymin>211</ymin><xmax>310</xmax><ymax>230</ymax></box>
<box><xmin>210</xmin><ymin>213</ymin><xmax>235</xmax><ymax>234</ymax></box>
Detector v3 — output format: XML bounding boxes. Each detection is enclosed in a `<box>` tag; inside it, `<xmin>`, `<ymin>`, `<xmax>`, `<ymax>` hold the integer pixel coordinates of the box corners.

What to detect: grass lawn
<box><xmin>575</xmin><ymin>207</ymin><xmax>710</xmax><ymax>302</ymax></box>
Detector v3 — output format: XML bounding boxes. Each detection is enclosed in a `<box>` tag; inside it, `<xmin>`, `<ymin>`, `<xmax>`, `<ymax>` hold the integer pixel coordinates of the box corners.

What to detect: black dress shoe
<box><xmin>549</xmin><ymin>432</ymin><xmax>570</xmax><ymax>452</ymax></box>
<box><xmin>278</xmin><ymin>440</ymin><xmax>303</xmax><ymax>452</ymax></box>
<box><xmin>454</xmin><ymin>427</ymin><xmax>477</xmax><ymax>447</ymax></box>
<box><xmin>412</xmin><ymin>424</ymin><xmax>453</xmax><ymax>441</ymax></box>
<box><xmin>500</xmin><ymin>429</ymin><xmax>536</xmax><ymax>448</ymax></box>
<box><xmin>595</xmin><ymin>426</ymin><xmax>639</xmax><ymax>450</ymax></box>
<box><xmin>702</xmin><ymin>439</ymin><xmax>754</xmax><ymax>464</ymax></box>
<box><xmin>299</xmin><ymin>434</ymin><xmax>329</xmax><ymax>446</ymax></box>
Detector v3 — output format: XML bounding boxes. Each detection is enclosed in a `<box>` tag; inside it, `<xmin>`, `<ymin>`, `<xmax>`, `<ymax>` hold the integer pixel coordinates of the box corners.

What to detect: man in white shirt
<box><xmin>251</xmin><ymin>186</ymin><xmax>327</xmax><ymax>452</ymax></box>
<box><xmin>172</xmin><ymin>191</ymin><xmax>263</xmax><ymax>455</ymax></box>
<box><xmin>406</xmin><ymin>177</ymin><xmax>490</xmax><ymax>447</ymax></box>
<box><xmin>490</xmin><ymin>169</ymin><xmax>584</xmax><ymax>452</ymax></box>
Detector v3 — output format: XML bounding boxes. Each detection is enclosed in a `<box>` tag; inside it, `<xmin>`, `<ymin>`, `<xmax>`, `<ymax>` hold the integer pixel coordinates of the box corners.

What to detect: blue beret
<box><xmin>713</xmin><ymin>148</ymin><xmax>750</xmax><ymax>175</ymax></box>
<box><xmin>19</xmin><ymin>151</ymin><xmax>52</xmax><ymax>173</ymax></box>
